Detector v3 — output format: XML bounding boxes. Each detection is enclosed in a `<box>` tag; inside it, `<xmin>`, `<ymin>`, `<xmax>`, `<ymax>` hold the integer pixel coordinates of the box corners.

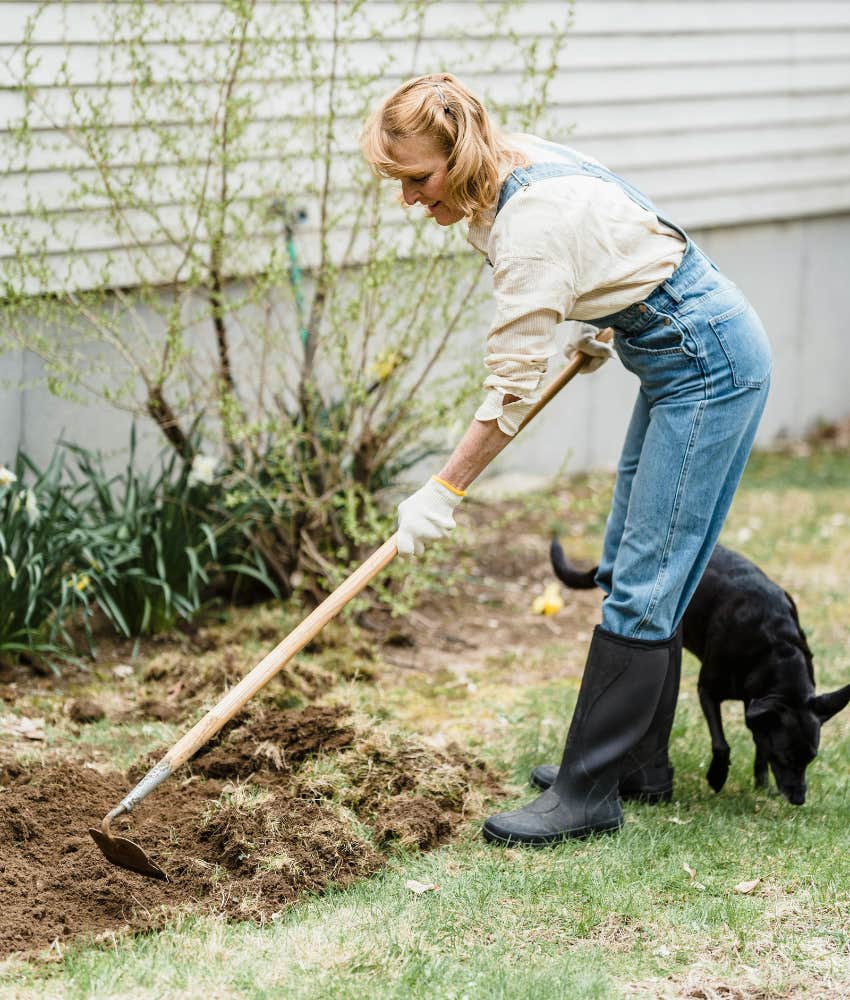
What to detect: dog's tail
<box><xmin>549</xmin><ymin>537</ymin><xmax>599</xmax><ymax>589</ymax></box>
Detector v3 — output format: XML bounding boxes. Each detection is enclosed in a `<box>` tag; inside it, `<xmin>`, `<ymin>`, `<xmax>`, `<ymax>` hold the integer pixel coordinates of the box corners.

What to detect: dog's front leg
<box><xmin>699</xmin><ymin>685</ymin><xmax>731</xmax><ymax>791</ymax></box>
<box><xmin>753</xmin><ymin>741</ymin><xmax>769</xmax><ymax>789</ymax></box>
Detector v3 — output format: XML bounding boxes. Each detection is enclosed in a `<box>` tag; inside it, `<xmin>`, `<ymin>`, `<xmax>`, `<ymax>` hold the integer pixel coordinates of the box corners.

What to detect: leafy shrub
<box><xmin>67</xmin><ymin>431</ymin><xmax>278</xmax><ymax>637</ymax></box>
<box><xmin>218</xmin><ymin>379</ymin><xmax>446</xmax><ymax>601</ymax></box>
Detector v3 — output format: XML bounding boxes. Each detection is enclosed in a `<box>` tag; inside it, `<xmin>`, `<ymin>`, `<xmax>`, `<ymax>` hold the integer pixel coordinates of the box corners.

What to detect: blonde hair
<box><xmin>360</xmin><ymin>72</ymin><xmax>526</xmax><ymax>218</ymax></box>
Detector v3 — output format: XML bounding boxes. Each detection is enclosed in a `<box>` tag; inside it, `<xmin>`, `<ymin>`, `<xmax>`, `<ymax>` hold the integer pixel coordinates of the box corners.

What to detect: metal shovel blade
<box><xmin>89</xmin><ymin>824</ymin><xmax>168</xmax><ymax>881</ymax></box>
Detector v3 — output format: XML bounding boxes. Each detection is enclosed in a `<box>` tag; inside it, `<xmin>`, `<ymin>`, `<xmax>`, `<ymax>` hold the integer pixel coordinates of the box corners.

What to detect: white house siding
<box><xmin>1</xmin><ymin>1</ymin><xmax>849</xmax><ymax>471</ymax></box>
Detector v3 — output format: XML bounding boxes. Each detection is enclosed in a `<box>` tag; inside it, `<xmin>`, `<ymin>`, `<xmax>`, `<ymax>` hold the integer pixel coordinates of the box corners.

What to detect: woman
<box><xmin>360</xmin><ymin>73</ymin><xmax>771</xmax><ymax>846</ymax></box>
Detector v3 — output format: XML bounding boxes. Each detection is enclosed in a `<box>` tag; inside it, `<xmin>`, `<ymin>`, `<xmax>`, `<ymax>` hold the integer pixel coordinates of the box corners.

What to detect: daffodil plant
<box><xmin>0</xmin><ymin>453</ymin><xmax>93</xmax><ymax>671</ymax></box>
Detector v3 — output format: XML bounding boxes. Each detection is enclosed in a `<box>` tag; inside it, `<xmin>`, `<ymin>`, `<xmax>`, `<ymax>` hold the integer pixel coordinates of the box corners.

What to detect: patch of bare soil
<box><xmin>0</xmin><ymin>480</ymin><xmax>594</xmax><ymax>959</ymax></box>
<box><xmin>0</xmin><ymin>704</ymin><xmax>501</xmax><ymax>957</ymax></box>
<box><xmin>137</xmin><ymin>622</ymin><xmax>376</xmax><ymax>716</ymax></box>
<box><xmin>364</xmin><ymin>485</ymin><xmax>607</xmax><ymax>685</ymax></box>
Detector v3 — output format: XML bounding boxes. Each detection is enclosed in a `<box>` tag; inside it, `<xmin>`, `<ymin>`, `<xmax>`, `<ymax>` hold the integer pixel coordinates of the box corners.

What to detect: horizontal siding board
<box><xmin>567</xmin><ymin>91</ymin><xmax>850</xmax><ymax>139</ymax></box>
<box><xmin>5</xmin><ymin>30</ymin><xmax>850</xmax><ymax>87</ymax></box>
<box><xmin>2</xmin><ymin>158</ymin><xmax>325</xmax><ymax>216</ymax></box>
<box><xmin>666</xmin><ymin>181</ymin><xmax>850</xmax><ymax>229</ymax></box>
<box><xmin>4</xmin><ymin>60</ymin><xmax>849</xmax><ymax>131</ymax></box>
<box><xmin>567</xmin><ymin>2</ymin><xmax>850</xmax><ymax>34</ymax></box>
<box><xmin>0</xmin><ymin>120</ymin><xmax>319</xmax><ymax>173</ymax></box>
<box><xmin>628</xmin><ymin>149</ymin><xmax>850</xmax><ymax>203</ymax></box>
<box><xmin>0</xmin><ymin>208</ymin><xmax>466</xmax><ymax>295</ymax></box>
<box><xmin>581</xmin><ymin>120</ymin><xmax>850</xmax><ymax>172</ymax></box>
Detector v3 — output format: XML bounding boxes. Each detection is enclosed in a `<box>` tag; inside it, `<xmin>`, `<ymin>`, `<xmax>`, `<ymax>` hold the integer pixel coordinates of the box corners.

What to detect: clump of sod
<box><xmin>298</xmin><ymin>723</ymin><xmax>502</xmax><ymax>849</ymax></box>
<box><xmin>193</xmin><ymin>783</ymin><xmax>383</xmax><ymax>916</ymax></box>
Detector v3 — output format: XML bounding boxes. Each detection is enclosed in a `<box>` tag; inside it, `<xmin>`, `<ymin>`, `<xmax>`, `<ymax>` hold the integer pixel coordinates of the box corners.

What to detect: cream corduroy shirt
<box><xmin>467</xmin><ymin>136</ymin><xmax>686</xmax><ymax>435</ymax></box>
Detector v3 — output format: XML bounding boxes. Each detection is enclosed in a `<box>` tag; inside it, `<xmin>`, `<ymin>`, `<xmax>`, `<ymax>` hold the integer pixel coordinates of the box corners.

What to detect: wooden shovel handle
<box><xmin>163</xmin><ymin>535</ymin><xmax>398</xmax><ymax>771</ymax></box>
<box><xmin>159</xmin><ymin>327</ymin><xmax>614</xmax><ymax>774</ymax></box>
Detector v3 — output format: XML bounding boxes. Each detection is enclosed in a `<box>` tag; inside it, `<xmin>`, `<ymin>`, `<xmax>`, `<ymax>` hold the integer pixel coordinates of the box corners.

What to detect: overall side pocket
<box><xmin>621</xmin><ymin>318</ymin><xmax>695</xmax><ymax>357</ymax></box>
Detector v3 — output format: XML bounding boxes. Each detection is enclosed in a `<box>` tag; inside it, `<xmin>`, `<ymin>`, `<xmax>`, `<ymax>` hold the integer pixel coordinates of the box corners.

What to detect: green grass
<box><xmin>2</xmin><ymin>445</ymin><xmax>849</xmax><ymax>999</ymax></box>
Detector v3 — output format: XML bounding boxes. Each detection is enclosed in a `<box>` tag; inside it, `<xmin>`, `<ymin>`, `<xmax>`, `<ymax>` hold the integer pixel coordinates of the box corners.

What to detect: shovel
<box><xmin>90</xmin><ymin>329</ymin><xmax>614</xmax><ymax>880</ymax></box>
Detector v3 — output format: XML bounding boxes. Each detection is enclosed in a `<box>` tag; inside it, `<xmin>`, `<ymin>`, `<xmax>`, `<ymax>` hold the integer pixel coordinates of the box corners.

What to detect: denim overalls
<box><xmin>497</xmin><ymin>143</ymin><xmax>772</xmax><ymax>641</ymax></box>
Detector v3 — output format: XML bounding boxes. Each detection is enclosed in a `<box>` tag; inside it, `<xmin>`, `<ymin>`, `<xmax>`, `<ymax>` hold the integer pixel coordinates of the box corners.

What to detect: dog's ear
<box><xmin>809</xmin><ymin>683</ymin><xmax>850</xmax><ymax>723</ymax></box>
<box><xmin>745</xmin><ymin>696</ymin><xmax>782</xmax><ymax>730</ymax></box>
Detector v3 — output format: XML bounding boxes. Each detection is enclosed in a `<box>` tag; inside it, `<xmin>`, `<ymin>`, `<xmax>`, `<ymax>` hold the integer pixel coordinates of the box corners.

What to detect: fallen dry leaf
<box><xmin>733</xmin><ymin>878</ymin><xmax>761</xmax><ymax>895</ymax></box>
<box><xmin>683</xmin><ymin>862</ymin><xmax>706</xmax><ymax>890</ymax></box>
<box><xmin>405</xmin><ymin>879</ymin><xmax>440</xmax><ymax>895</ymax></box>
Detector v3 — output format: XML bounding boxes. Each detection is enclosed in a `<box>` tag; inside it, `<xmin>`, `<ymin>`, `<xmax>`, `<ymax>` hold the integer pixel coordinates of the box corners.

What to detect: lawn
<box><xmin>1</xmin><ymin>438</ymin><xmax>848</xmax><ymax>999</ymax></box>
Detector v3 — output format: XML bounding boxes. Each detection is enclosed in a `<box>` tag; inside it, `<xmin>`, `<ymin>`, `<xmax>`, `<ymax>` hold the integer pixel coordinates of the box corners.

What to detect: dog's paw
<box><xmin>706</xmin><ymin>749</ymin><xmax>730</xmax><ymax>792</ymax></box>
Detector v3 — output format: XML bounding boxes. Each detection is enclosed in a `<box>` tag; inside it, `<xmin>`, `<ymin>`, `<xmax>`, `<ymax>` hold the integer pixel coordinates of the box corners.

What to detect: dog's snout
<box><xmin>781</xmin><ymin>784</ymin><xmax>807</xmax><ymax>805</ymax></box>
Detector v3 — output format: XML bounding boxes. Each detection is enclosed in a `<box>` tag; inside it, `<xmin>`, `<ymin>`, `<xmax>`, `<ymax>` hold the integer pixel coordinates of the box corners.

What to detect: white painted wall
<box><xmin>1</xmin><ymin>1</ymin><xmax>849</xmax><ymax>471</ymax></box>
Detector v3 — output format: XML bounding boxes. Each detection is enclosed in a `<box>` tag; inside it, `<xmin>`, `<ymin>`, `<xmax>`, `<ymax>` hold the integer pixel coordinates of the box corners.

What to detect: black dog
<box><xmin>550</xmin><ymin>540</ymin><xmax>850</xmax><ymax>804</ymax></box>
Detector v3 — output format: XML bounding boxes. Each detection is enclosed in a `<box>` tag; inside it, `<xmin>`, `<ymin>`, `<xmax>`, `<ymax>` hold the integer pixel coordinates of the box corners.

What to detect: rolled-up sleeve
<box><xmin>474</xmin><ymin>254</ymin><xmax>577</xmax><ymax>435</ymax></box>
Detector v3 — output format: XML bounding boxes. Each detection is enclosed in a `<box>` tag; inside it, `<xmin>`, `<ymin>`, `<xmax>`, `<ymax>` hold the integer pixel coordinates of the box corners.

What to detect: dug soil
<box><xmin>0</xmin><ymin>478</ymin><xmax>608</xmax><ymax>960</ymax></box>
<box><xmin>0</xmin><ymin>704</ymin><xmax>500</xmax><ymax>957</ymax></box>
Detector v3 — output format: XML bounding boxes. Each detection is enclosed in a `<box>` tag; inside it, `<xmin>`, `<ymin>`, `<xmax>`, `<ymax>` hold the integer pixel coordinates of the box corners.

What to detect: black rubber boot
<box><xmin>482</xmin><ymin>627</ymin><xmax>674</xmax><ymax>846</ymax></box>
<box><xmin>529</xmin><ymin>624</ymin><xmax>683</xmax><ymax>803</ymax></box>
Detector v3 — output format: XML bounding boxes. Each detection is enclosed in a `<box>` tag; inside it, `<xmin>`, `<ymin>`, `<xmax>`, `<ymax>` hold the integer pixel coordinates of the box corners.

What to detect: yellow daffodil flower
<box><xmin>531</xmin><ymin>582</ymin><xmax>564</xmax><ymax>616</ymax></box>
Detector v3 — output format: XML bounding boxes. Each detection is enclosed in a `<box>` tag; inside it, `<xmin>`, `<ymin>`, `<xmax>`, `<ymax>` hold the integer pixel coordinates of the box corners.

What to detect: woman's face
<box><xmin>391</xmin><ymin>135</ymin><xmax>464</xmax><ymax>226</ymax></box>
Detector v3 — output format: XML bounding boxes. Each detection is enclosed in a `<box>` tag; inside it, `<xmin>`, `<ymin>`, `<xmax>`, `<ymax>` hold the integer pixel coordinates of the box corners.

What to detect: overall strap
<box><xmin>497</xmin><ymin>161</ymin><xmax>584</xmax><ymax>214</ymax></box>
<box><xmin>495</xmin><ymin>140</ymin><xmax>687</xmax><ymax>243</ymax></box>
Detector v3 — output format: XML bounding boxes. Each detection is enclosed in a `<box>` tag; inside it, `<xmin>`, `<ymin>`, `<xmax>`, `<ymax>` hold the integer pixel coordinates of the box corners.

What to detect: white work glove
<box><xmin>564</xmin><ymin>324</ymin><xmax>617</xmax><ymax>374</ymax></box>
<box><xmin>396</xmin><ymin>476</ymin><xmax>464</xmax><ymax>556</ymax></box>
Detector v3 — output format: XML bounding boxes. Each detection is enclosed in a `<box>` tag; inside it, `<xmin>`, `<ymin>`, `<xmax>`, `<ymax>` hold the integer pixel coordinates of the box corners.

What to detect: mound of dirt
<box><xmin>193</xmin><ymin>792</ymin><xmax>383</xmax><ymax>909</ymax></box>
<box><xmin>67</xmin><ymin>699</ymin><xmax>106</xmax><ymax>724</ymax></box>
<box><xmin>0</xmin><ymin>704</ymin><xmax>501</xmax><ymax>957</ymax></box>
<box><xmin>189</xmin><ymin>705</ymin><xmax>357</xmax><ymax>779</ymax></box>
<box><xmin>130</xmin><ymin>698</ymin><xmax>180</xmax><ymax>723</ymax></box>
